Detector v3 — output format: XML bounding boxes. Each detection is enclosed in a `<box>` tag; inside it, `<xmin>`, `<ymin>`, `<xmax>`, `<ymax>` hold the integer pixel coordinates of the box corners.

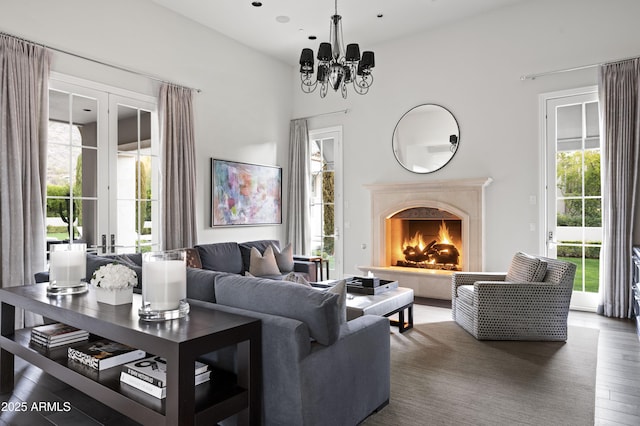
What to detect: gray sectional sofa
<box><xmin>197</xmin><ymin>275</ymin><xmax>390</xmax><ymax>425</ymax></box>
<box><xmin>35</xmin><ymin>241</ymin><xmax>391</xmax><ymax>425</ymax></box>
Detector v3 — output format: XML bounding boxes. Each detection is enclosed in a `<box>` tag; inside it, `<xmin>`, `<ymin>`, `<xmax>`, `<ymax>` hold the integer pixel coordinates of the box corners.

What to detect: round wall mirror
<box><xmin>392</xmin><ymin>104</ymin><xmax>460</xmax><ymax>173</ymax></box>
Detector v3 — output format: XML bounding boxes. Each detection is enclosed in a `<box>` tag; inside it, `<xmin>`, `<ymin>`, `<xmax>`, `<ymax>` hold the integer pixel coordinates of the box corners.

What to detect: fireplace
<box><xmin>388</xmin><ymin>208</ymin><xmax>462</xmax><ymax>270</ymax></box>
<box><xmin>360</xmin><ymin>178</ymin><xmax>492</xmax><ymax>299</ymax></box>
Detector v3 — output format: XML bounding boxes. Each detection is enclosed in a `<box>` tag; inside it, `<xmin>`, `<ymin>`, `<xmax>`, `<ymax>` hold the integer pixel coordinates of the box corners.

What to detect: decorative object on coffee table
<box><xmin>47</xmin><ymin>243</ymin><xmax>88</xmax><ymax>296</ymax></box>
<box><xmin>139</xmin><ymin>250</ymin><xmax>190</xmax><ymax>321</ymax></box>
<box><xmin>90</xmin><ymin>263</ymin><xmax>138</xmax><ymax>305</ymax></box>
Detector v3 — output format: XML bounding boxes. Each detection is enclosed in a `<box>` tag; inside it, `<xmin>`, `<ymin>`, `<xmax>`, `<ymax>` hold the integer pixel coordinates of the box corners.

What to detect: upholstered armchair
<box><xmin>452</xmin><ymin>252</ymin><xmax>577</xmax><ymax>341</ymax></box>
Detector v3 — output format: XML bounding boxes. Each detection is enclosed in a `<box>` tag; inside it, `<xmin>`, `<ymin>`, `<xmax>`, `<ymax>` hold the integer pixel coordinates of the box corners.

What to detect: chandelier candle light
<box><xmin>299</xmin><ymin>0</ymin><xmax>375</xmax><ymax>98</ymax></box>
<box><xmin>47</xmin><ymin>243</ymin><xmax>88</xmax><ymax>296</ymax></box>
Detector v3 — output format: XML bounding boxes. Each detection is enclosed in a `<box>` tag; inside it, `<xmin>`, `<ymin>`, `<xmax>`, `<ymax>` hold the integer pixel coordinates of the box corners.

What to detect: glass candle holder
<box><xmin>47</xmin><ymin>243</ymin><xmax>88</xmax><ymax>295</ymax></box>
<box><xmin>139</xmin><ymin>250</ymin><xmax>190</xmax><ymax>321</ymax></box>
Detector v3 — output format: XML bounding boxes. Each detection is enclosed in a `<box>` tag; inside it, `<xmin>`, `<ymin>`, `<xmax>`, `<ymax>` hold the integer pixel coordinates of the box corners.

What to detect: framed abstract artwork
<box><xmin>211</xmin><ymin>159</ymin><xmax>282</xmax><ymax>226</ymax></box>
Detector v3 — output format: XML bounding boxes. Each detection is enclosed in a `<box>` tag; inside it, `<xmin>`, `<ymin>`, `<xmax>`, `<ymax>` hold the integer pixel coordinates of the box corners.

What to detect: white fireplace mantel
<box><xmin>359</xmin><ymin>177</ymin><xmax>492</xmax><ymax>299</ymax></box>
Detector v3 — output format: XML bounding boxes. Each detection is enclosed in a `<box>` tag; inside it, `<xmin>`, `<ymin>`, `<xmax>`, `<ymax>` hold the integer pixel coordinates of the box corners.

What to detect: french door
<box><xmin>543</xmin><ymin>87</ymin><xmax>601</xmax><ymax>311</ymax></box>
<box><xmin>46</xmin><ymin>75</ymin><xmax>159</xmax><ymax>257</ymax></box>
<box><xmin>309</xmin><ymin>127</ymin><xmax>343</xmax><ymax>279</ymax></box>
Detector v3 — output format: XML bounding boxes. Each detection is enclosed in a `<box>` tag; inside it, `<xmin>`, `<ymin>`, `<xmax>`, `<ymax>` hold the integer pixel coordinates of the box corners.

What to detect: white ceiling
<box><xmin>150</xmin><ymin>0</ymin><xmax>525</xmax><ymax>65</ymax></box>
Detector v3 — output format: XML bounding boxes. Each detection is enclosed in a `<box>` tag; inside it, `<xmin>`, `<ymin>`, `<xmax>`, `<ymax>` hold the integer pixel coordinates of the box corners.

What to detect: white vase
<box><xmin>94</xmin><ymin>286</ymin><xmax>133</xmax><ymax>305</ymax></box>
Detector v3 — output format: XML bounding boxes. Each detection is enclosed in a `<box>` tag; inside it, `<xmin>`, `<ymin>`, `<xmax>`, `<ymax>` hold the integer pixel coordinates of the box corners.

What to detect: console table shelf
<box><xmin>0</xmin><ymin>284</ymin><xmax>261</xmax><ymax>425</ymax></box>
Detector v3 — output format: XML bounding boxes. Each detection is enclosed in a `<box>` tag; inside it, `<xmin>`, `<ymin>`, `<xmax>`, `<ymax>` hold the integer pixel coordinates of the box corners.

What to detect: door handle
<box><xmin>101</xmin><ymin>234</ymin><xmax>107</xmax><ymax>254</ymax></box>
<box><xmin>110</xmin><ymin>234</ymin><xmax>116</xmax><ymax>254</ymax></box>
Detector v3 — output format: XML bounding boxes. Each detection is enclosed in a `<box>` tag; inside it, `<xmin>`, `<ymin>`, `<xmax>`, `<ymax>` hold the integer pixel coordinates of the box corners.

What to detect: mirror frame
<box><xmin>392</xmin><ymin>104</ymin><xmax>460</xmax><ymax>174</ymax></box>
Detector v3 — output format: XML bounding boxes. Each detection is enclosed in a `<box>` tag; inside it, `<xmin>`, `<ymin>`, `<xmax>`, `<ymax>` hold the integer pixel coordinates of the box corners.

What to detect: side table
<box><xmin>294</xmin><ymin>255</ymin><xmax>330</xmax><ymax>281</ymax></box>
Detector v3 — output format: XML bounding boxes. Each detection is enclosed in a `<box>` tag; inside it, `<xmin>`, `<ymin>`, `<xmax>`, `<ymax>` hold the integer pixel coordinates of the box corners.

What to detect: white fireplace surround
<box><xmin>359</xmin><ymin>177</ymin><xmax>492</xmax><ymax>299</ymax></box>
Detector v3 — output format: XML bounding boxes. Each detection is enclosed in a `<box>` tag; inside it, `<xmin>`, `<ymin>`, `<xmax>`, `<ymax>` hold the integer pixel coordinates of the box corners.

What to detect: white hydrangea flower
<box><xmin>90</xmin><ymin>263</ymin><xmax>138</xmax><ymax>290</ymax></box>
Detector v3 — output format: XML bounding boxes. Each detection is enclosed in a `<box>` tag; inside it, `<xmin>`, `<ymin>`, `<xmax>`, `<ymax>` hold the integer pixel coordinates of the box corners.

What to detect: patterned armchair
<box><xmin>452</xmin><ymin>252</ymin><xmax>577</xmax><ymax>341</ymax></box>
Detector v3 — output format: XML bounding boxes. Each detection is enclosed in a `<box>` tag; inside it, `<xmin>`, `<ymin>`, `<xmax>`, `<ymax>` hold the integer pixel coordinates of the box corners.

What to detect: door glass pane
<box><xmin>584</xmin><ymin>198</ymin><xmax>602</xmax><ymax>228</ymax></box>
<box><xmin>557</xmin><ymin>199</ymin><xmax>582</xmax><ymax>228</ymax></box>
<box><xmin>556</xmin><ymin>151</ymin><xmax>583</xmax><ymax>197</ymax></box>
<box><xmin>584</xmin><ymin>149</ymin><xmax>601</xmax><ymax>197</ymax></box>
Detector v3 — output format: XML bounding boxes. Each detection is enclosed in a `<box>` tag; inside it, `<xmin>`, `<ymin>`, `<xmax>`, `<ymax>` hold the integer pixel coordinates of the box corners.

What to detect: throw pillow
<box><xmin>184</xmin><ymin>248</ymin><xmax>203</xmax><ymax>269</ymax></box>
<box><xmin>328</xmin><ymin>280</ymin><xmax>347</xmax><ymax>323</ymax></box>
<box><xmin>283</xmin><ymin>271</ymin><xmax>312</xmax><ymax>287</ymax></box>
<box><xmin>272</xmin><ymin>242</ymin><xmax>294</xmax><ymax>273</ymax></box>
<box><xmin>506</xmin><ymin>252</ymin><xmax>547</xmax><ymax>282</ymax></box>
<box><xmin>248</xmin><ymin>245</ymin><xmax>281</xmax><ymax>277</ymax></box>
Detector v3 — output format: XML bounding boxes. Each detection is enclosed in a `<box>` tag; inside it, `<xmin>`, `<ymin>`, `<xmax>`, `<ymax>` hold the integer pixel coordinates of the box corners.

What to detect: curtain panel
<box><xmin>0</xmin><ymin>35</ymin><xmax>50</xmax><ymax>291</ymax></box>
<box><xmin>598</xmin><ymin>58</ymin><xmax>640</xmax><ymax>318</ymax></box>
<box><xmin>159</xmin><ymin>84</ymin><xmax>198</xmax><ymax>250</ymax></box>
<box><xmin>286</xmin><ymin>119</ymin><xmax>311</xmax><ymax>255</ymax></box>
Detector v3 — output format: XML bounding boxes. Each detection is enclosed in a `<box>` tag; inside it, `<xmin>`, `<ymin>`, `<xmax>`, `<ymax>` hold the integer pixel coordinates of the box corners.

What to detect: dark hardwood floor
<box><xmin>1</xmin><ymin>304</ymin><xmax>638</xmax><ymax>425</ymax></box>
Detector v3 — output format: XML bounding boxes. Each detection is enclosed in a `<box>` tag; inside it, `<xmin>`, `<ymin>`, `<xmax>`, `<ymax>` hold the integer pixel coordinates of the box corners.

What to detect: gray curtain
<box><xmin>597</xmin><ymin>58</ymin><xmax>640</xmax><ymax>318</ymax></box>
<box><xmin>0</xmin><ymin>34</ymin><xmax>50</xmax><ymax>289</ymax></box>
<box><xmin>159</xmin><ymin>84</ymin><xmax>198</xmax><ymax>250</ymax></box>
<box><xmin>286</xmin><ymin>119</ymin><xmax>311</xmax><ymax>255</ymax></box>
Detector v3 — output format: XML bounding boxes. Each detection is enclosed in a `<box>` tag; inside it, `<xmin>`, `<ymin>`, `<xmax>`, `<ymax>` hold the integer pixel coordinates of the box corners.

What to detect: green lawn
<box><xmin>559</xmin><ymin>256</ymin><xmax>600</xmax><ymax>293</ymax></box>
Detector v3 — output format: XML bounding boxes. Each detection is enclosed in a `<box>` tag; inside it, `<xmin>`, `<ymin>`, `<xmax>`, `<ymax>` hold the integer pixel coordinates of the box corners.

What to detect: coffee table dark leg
<box><xmin>388</xmin><ymin>303</ymin><xmax>413</xmax><ymax>333</ymax></box>
<box><xmin>0</xmin><ymin>301</ymin><xmax>15</xmax><ymax>393</ymax></box>
<box><xmin>404</xmin><ymin>305</ymin><xmax>413</xmax><ymax>333</ymax></box>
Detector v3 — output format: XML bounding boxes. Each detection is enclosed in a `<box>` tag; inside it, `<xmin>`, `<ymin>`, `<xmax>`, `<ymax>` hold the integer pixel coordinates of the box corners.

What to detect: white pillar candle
<box><xmin>142</xmin><ymin>259</ymin><xmax>186</xmax><ymax>310</ymax></box>
<box><xmin>50</xmin><ymin>247</ymin><xmax>86</xmax><ymax>287</ymax></box>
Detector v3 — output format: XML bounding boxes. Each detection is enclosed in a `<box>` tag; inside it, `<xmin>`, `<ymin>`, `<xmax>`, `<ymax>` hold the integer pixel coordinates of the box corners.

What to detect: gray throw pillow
<box><xmin>506</xmin><ymin>252</ymin><xmax>547</xmax><ymax>282</ymax></box>
<box><xmin>272</xmin><ymin>242</ymin><xmax>294</xmax><ymax>273</ymax></box>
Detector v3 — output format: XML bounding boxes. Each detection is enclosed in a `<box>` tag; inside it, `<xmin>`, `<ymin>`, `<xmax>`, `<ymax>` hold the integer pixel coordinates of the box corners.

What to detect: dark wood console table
<box><xmin>0</xmin><ymin>284</ymin><xmax>261</xmax><ymax>425</ymax></box>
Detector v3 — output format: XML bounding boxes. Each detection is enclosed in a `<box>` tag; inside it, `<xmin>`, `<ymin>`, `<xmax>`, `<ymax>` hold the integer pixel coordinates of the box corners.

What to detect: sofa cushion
<box><xmin>195</xmin><ymin>242</ymin><xmax>243</xmax><ymax>274</ymax></box>
<box><xmin>272</xmin><ymin>242</ymin><xmax>294</xmax><ymax>273</ymax></box>
<box><xmin>506</xmin><ymin>252</ymin><xmax>547</xmax><ymax>283</ymax></box>
<box><xmin>457</xmin><ymin>285</ymin><xmax>475</xmax><ymax>306</ymax></box>
<box><xmin>215</xmin><ymin>275</ymin><xmax>342</xmax><ymax>346</ymax></box>
<box><xmin>239</xmin><ymin>240</ymin><xmax>280</xmax><ymax>273</ymax></box>
<box><xmin>249</xmin><ymin>246</ymin><xmax>281</xmax><ymax>277</ymax></box>
<box><xmin>186</xmin><ymin>267</ymin><xmax>225</xmax><ymax>303</ymax></box>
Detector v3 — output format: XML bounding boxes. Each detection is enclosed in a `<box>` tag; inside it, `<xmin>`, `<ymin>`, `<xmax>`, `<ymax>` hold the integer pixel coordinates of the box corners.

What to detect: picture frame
<box><xmin>211</xmin><ymin>159</ymin><xmax>282</xmax><ymax>226</ymax></box>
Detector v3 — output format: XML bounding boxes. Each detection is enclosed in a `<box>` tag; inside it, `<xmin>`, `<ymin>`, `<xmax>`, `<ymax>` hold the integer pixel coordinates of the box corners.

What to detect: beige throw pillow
<box><xmin>249</xmin><ymin>246</ymin><xmax>281</xmax><ymax>277</ymax></box>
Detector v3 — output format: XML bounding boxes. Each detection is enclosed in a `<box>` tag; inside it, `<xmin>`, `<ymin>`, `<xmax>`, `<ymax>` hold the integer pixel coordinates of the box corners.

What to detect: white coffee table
<box><xmin>346</xmin><ymin>287</ymin><xmax>414</xmax><ymax>333</ymax></box>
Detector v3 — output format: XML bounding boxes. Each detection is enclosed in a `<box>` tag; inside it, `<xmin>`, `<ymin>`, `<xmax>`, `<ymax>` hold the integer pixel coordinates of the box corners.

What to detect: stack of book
<box><xmin>30</xmin><ymin>323</ymin><xmax>89</xmax><ymax>349</ymax></box>
<box><xmin>68</xmin><ymin>339</ymin><xmax>146</xmax><ymax>370</ymax></box>
<box><xmin>120</xmin><ymin>355</ymin><xmax>211</xmax><ymax>399</ymax></box>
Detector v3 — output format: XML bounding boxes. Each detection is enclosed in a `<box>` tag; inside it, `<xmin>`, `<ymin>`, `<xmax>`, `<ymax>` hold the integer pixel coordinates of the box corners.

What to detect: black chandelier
<box><xmin>299</xmin><ymin>0</ymin><xmax>375</xmax><ymax>98</ymax></box>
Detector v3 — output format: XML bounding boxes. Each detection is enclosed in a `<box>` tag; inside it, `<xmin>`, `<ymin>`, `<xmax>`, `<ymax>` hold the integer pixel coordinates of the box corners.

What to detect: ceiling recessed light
<box><xmin>377</xmin><ymin>13</ymin><xmax>384</xmax><ymax>18</ymax></box>
<box><xmin>83</xmin><ymin>109</ymin><xmax>91</xmax><ymax>112</ymax></box>
<box><xmin>276</xmin><ymin>15</ymin><xmax>290</xmax><ymax>23</ymax></box>
<box><xmin>251</xmin><ymin>2</ymin><xmax>262</xmax><ymax>7</ymax></box>
<box><xmin>308</xmin><ymin>35</ymin><xmax>317</xmax><ymax>40</ymax></box>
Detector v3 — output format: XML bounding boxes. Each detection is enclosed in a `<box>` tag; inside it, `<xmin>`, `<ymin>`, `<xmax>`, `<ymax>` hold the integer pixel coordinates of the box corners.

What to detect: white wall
<box><xmin>0</xmin><ymin>0</ymin><xmax>293</xmax><ymax>247</ymax></box>
<box><xmin>292</xmin><ymin>0</ymin><xmax>640</xmax><ymax>274</ymax></box>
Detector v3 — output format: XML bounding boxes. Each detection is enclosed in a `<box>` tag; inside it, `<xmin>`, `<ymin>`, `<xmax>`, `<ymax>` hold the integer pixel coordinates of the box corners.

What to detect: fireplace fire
<box><xmin>387</xmin><ymin>208</ymin><xmax>462</xmax><ymax>271</ymax></box>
